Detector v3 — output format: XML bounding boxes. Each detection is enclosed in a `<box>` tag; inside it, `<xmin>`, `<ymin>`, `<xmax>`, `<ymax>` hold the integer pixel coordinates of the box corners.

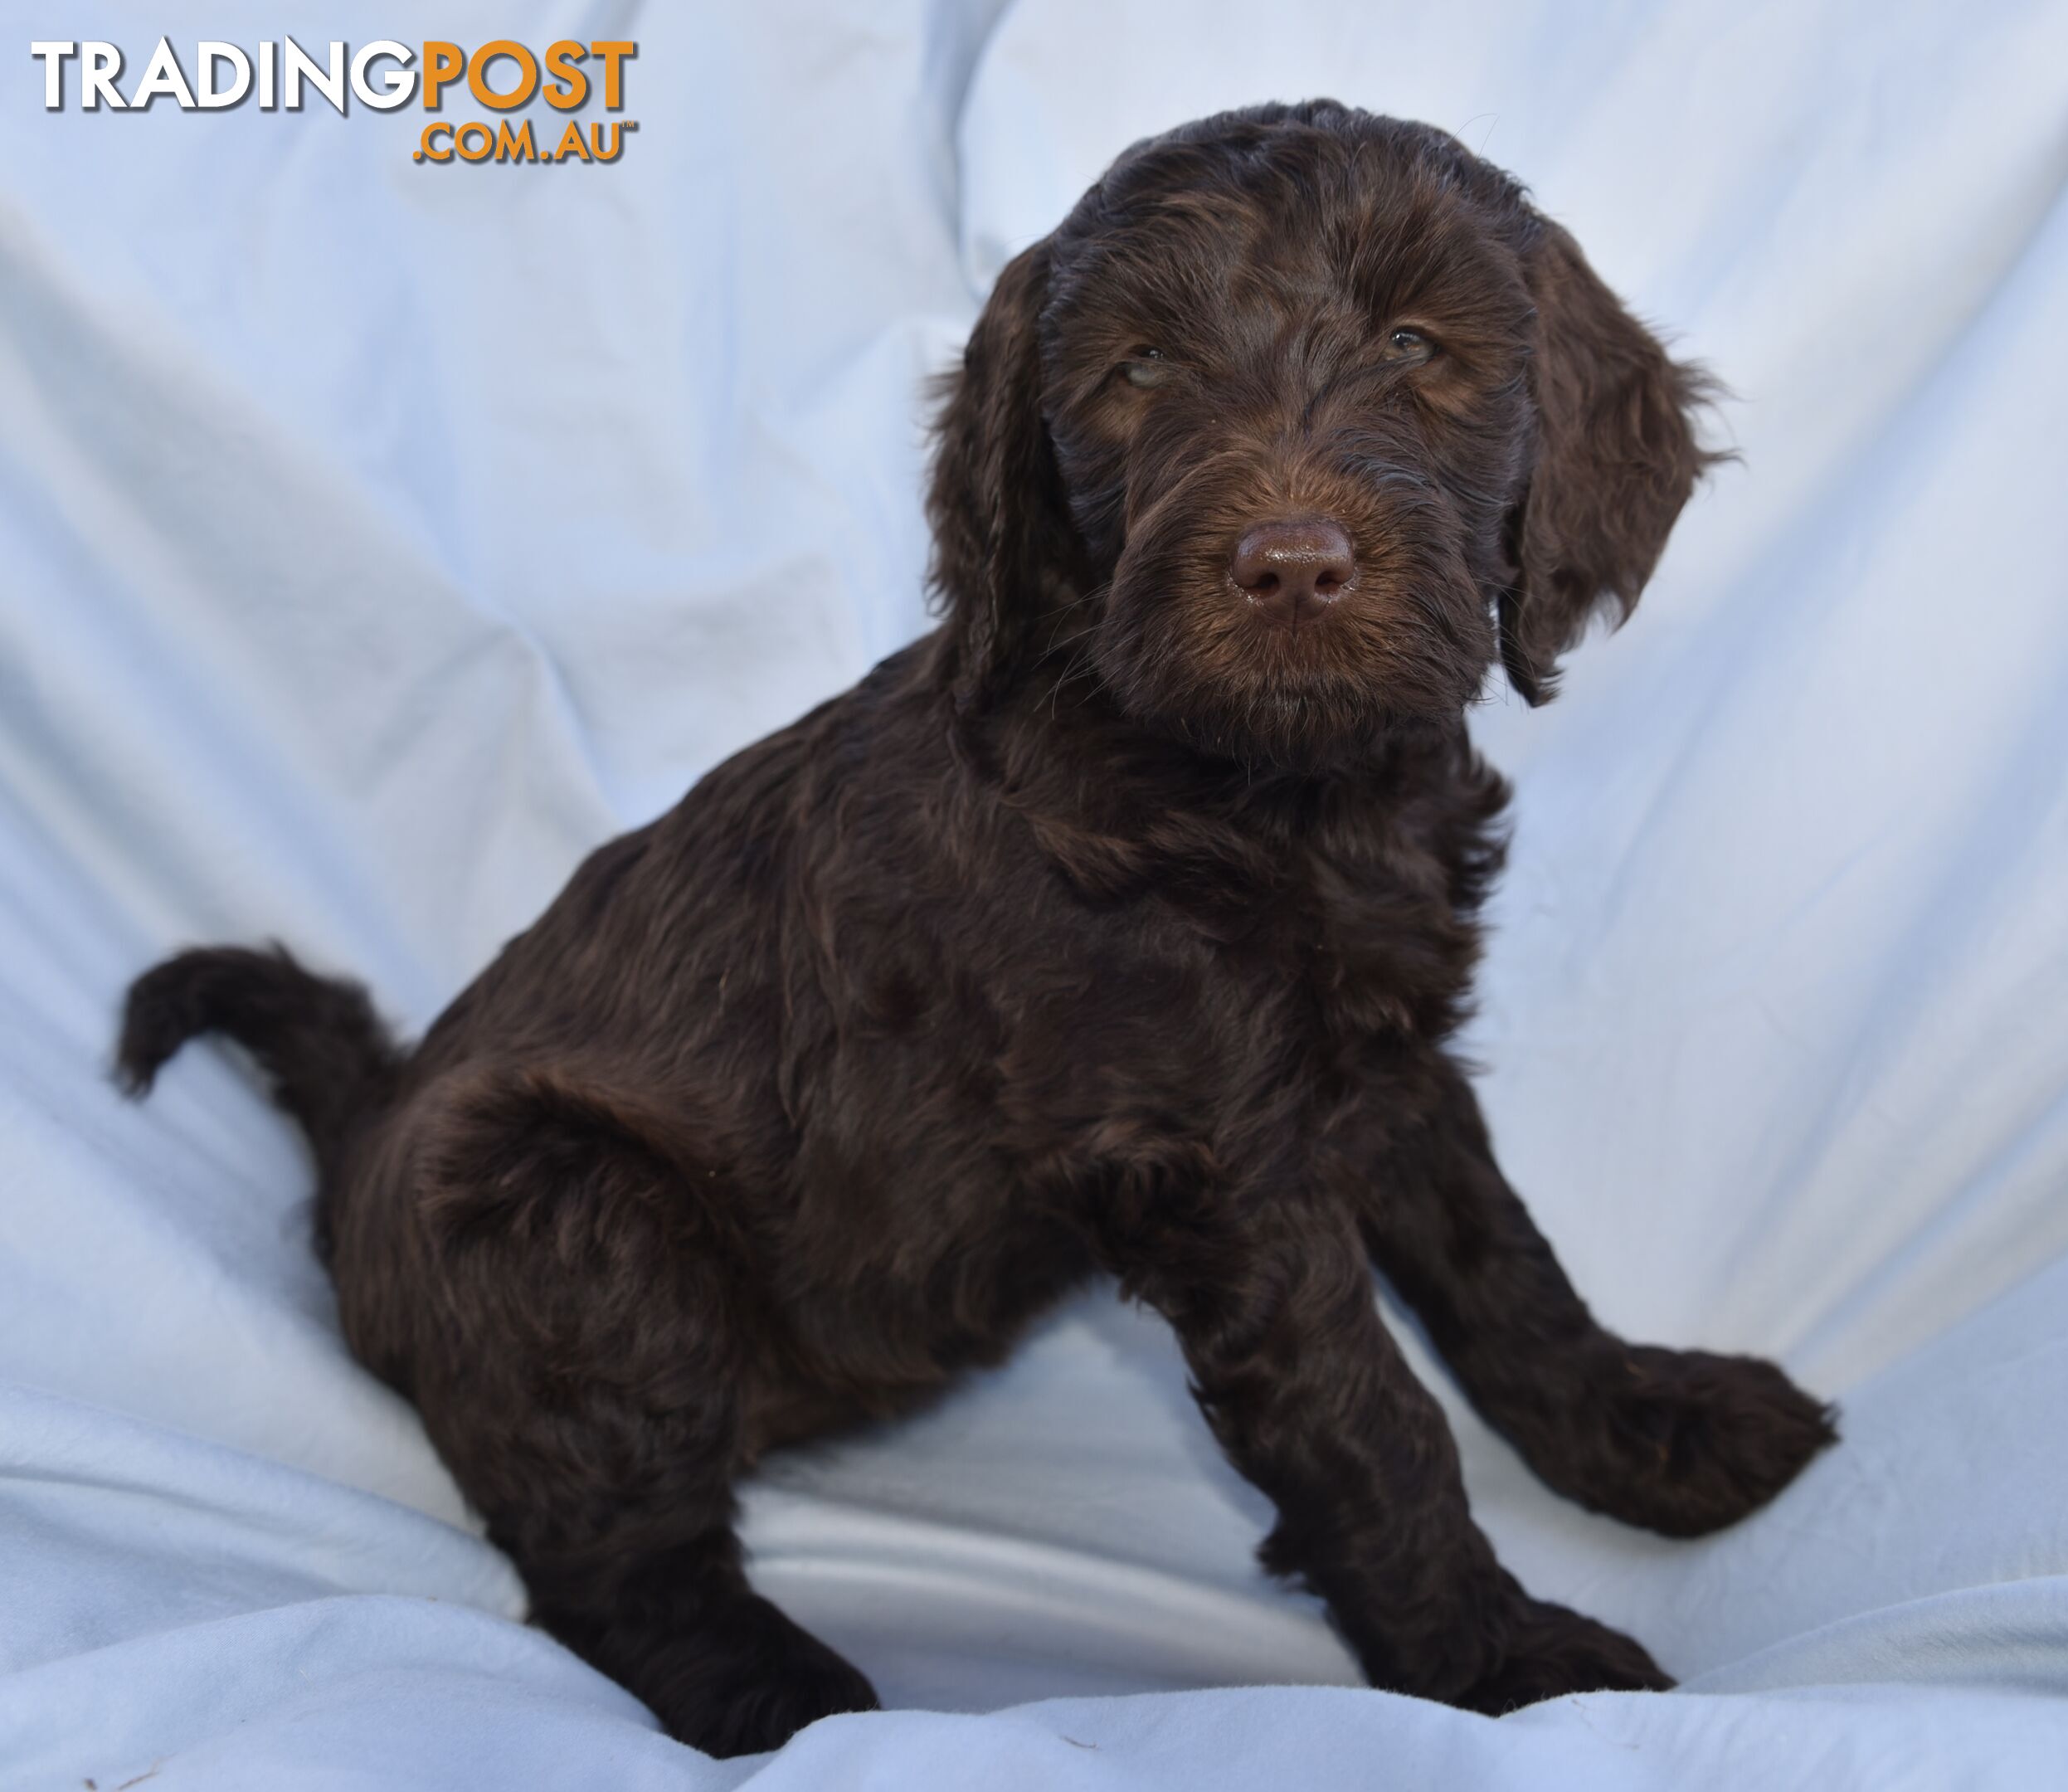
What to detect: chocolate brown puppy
<box><xmin>119</xmin><ymin>103</ymin><xmax>1835</xmax><ymax>1756</ymax></box>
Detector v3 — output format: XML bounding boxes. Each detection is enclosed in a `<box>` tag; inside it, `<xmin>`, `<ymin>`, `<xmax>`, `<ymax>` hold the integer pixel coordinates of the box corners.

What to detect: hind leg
<box><xmin>401</xmin><ymin>1074</ymin><xmax>876</xmax><ymax>1756</ymax></box>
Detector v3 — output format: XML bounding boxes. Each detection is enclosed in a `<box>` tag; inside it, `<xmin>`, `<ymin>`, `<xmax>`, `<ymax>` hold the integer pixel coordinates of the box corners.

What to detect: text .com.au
<box><xmin>27</xmin><ymin>38</ymin><xmax>640</xmax><ymax>164</ymax></box>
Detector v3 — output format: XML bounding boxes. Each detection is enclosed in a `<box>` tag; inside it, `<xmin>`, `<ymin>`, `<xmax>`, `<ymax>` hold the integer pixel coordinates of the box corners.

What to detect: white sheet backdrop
<box><xmin>3</xmin><ymin>1</ymin><xmax>2067</xmax><ymax>1786</ymax></box>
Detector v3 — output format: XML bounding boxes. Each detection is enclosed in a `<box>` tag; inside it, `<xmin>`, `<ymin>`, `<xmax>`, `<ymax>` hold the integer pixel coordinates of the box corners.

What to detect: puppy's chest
<box><xmin>1001</xmin><ymin>816</ymin><xmax>1485</xmax><ymax>1193</ymax></box>
<box><xmin>1014</xmin><ymin>812</ymin><xmax>1484</xmax><ymax>1140</ymax></box>
<box><xmin>1261</xmin><ymin>827</ymin><xmax>1482</xmax><ymax>1049</ymax></box>
<box><xmin>1034</xmin><ymin>788</ymin><xmax>1487</xmax><ymax>1068</ymax></box>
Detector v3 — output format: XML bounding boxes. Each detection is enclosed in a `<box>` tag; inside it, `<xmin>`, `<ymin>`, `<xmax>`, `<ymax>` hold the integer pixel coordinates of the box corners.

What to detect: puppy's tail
<box><xmin>118</xmin><ymin>944</ymin><xmax>401</xmax><ymax>1178</ymax></box>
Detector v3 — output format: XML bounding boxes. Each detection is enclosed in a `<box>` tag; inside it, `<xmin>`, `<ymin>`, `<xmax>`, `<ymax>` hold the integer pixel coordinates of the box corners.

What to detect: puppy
<box><xmin>121</xmin><ymin>103</ymin><xmax>1835</xmax><ymax>1756</ymax></box>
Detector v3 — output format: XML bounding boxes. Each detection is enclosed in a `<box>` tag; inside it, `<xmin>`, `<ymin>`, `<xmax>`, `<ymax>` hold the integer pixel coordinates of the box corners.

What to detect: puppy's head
<box><xmin>929</xmin><ymin>102</ymin><xmax>1716</xmax><ymax>761</ymax></box>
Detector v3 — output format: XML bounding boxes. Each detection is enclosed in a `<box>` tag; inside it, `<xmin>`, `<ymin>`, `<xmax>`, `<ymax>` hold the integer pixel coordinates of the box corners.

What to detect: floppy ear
<box><xmin>927</xmin><ymin>240</ymin><xmax>1073</xmax><ymax>711</ymax></box>
<box><xmin>1500</xmin><ymin>222</ymin><xmax>1717</xmax><ymax>704</ymax></box>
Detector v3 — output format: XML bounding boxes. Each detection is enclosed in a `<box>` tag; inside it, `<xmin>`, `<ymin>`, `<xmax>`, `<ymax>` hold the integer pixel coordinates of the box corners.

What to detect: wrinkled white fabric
<box><xmin>2</xmin><ymin>0</ymin><xmax>2066</xmax><ymax>1785</ymax></box>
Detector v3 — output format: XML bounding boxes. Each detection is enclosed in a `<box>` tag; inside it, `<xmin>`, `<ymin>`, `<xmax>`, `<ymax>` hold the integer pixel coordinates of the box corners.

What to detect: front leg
<box><xmin>1355</xmin><ymin>1053</ymin><xmax>1836</xmax><ymax>1538</ymax></box>
<box><xmin>1097</xmin><ymin>1189</ymin><xmax>1669</xmax><ymax>1710</ymax></box>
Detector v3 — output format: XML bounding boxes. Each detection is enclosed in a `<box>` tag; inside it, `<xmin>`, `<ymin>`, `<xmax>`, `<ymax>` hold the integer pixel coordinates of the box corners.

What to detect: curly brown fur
<box><xmin>119</xmin><ymin>102</ymin><xmax>1832</xmax><ymax>1756</ymax></box>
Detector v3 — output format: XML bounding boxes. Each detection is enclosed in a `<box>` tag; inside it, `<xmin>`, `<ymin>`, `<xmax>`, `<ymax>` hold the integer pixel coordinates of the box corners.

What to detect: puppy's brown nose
<box><xmin>1229</xmin><ymin>518</ymin><xmax>1356</xmax><ymax>627</ymax></box>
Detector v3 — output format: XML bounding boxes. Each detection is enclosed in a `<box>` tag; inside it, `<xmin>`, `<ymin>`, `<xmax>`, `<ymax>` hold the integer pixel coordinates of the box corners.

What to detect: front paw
<box><xmin>1456</xmin><ymin>1599</ymin><xmax>1672</xmax><ymax>1715</ymax></box>
<box><xmin>638</xmin><ymin>1597</ymin><xmax>879</xmax><ymax>1758</ymax></box>
<box><xmin>1580</xmin><ymin>1345</ymin><xmax>1837</xmax><ymax>1537</ymax></box>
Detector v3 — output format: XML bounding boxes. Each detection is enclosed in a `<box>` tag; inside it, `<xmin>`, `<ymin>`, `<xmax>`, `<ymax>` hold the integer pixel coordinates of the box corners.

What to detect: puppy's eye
<box><xmin>1122</xmin><ymin>348</ymin><xmax>1174</xmax><ymax>389</ymax></box>
<box><xmin>1384</xmin><ymin>327</ymin><xmax>1436</xmax><ymax>363</ymax></box>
